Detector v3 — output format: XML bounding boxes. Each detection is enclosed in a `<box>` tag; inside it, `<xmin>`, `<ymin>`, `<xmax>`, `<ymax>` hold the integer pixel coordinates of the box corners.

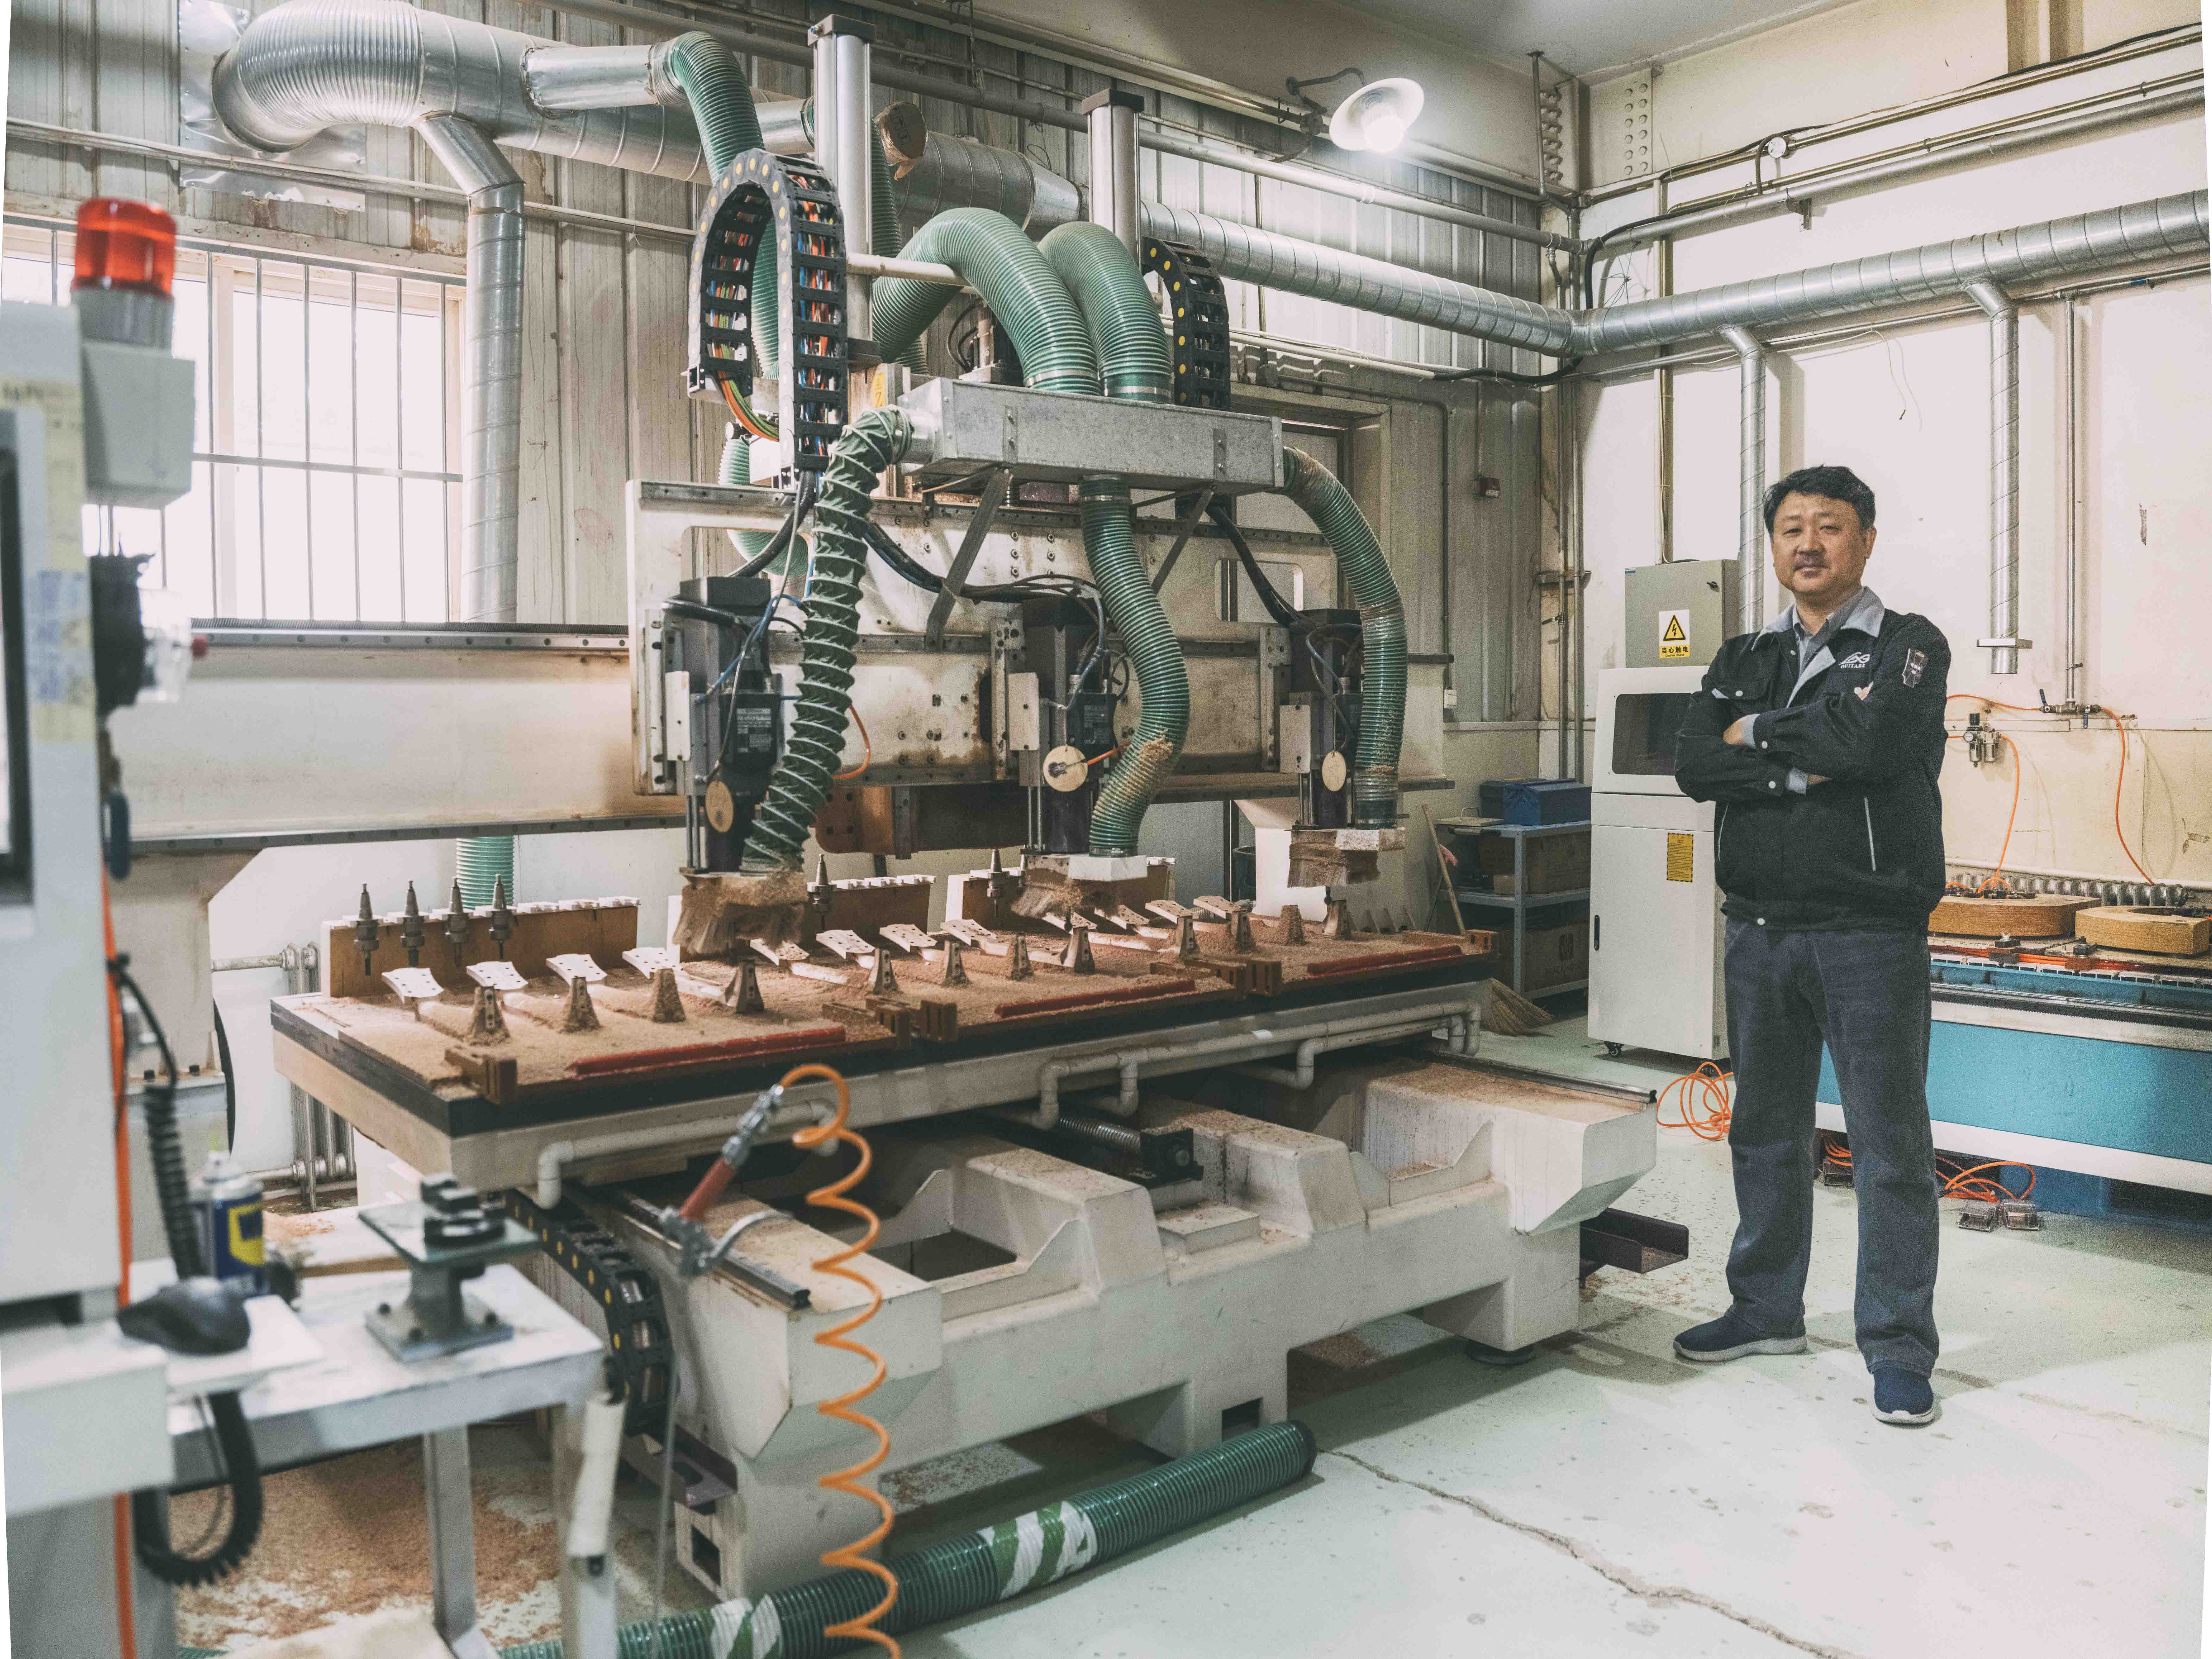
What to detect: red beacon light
<box><xmin>71</xmin><ymin>198</ymin><xmax>178</xmax><ymax>348</ymax></box>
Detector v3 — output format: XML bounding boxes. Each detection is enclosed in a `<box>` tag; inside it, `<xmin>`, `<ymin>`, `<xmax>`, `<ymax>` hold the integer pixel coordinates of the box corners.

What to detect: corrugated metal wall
<box><xmin>5</xmin><ymin>0</ymin><xmax>1544</xmax><ymax>717</ymax></box>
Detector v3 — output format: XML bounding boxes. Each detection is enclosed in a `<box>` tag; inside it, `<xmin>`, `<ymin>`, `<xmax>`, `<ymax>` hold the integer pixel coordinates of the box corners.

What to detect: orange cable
<box><xmin>104</xmin><ymin>878</ymin><xmax>140</xmax><ymax>1659</ymax></box>
<box><xmin>1820</xmin><ymin>1138</ymin><xmax>2035</xmax><ymax>1204</ymax></box>
<box><xmin>1947</xmin><ymin>694</ymin><xmax>2154</xmax><ymax>884</ymax></box>
<box><xmin>787</xmin><ymin>1063</ymin><xmax>900</xmax><ymax>1655</ymax></box>
<box><xmin>835</xmin><ymin>709</ymin><xmax>872</xmax><ymax>781</ymax></box>
<box><xmin>719</xmin><ymin>378</ymin><xmax>778</xmax><ymax>443</ymax></box>
<box><xmin>2109</xmin><ymin>710</ymin><xmax>2152</xmax><ymax>881</ymax></box>
<box><xmin>1084</xmin><ymin>743</ymin><xmax>1122</xmax><ymax>768</ymax></box>
<box><xmin>1976</xmin><ymin>734</ymin><xmax>2021</xmax><ymax>894</ymax></box>
<box><xmin>1657</xmin><ymin>1063</ymin><xmax>1732</xmax><ymax>1141</ymax></box>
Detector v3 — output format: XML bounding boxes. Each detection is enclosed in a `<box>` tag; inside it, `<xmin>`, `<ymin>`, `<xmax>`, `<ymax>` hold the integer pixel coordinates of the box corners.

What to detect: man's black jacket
<box><xmin>1673</xmin><ymin>595</ymin><xmax>1949</xmax><ymax>932</ymax></box>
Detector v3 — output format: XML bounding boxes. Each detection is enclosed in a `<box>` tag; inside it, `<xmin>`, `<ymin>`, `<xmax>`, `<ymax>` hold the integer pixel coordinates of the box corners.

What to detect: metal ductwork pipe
<box><xmin>1966</xmin><ymin>279</ymin><xmax>2024</xmax><ymax>674</ymax></box>
<box><xmin>522</xmin><ymin>41</ymin><xmax>685</xmax><ymax>110</ymax></box>
<box><xmin>416</xmin><ymin>114</ymin><xmax>522</xmax><ymax>625</ymax></box>
<box><xmin>212</xmin><ymin>0</ymin><xmax>709</xmax><ymax>182</ymax></box>
<box><xmin>893</xmin><ymin>130</ymin><xmax>1082</xmax><ymax>231</ymax></box>
<box><xmin>1139</xmin><ymin>199</ymin><xmax>1574</xmax><ymax>356</ymax></box>
<box><xmin>1573</xmin><ymin>191</ymin><xmax>2209</xmax><ymax>355</ymax></box>
<box><xmin>1719</xmin><ymin>325</ymin><xmax>1767</xmax><ymax>634</ymax></box>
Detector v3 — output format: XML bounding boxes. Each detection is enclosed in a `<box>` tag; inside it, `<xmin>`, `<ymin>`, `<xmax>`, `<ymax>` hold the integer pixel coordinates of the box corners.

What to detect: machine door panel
<box><xmin>1590</xmin><ymin>821</ymin><xmax>1725</xmax><ymax>1061</ymax></box>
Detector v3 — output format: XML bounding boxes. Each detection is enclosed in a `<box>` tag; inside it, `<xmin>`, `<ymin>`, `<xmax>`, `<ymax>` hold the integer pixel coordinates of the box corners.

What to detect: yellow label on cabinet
<box><xmin>1666</xmin><ymin>832</ymin><xmax>1695</xmax><ymax>882</ymax></box>
<box><xmin>1658</xmin><ymin>609</ymin><xmax>1691</xmax><ymax>660</ymax></box>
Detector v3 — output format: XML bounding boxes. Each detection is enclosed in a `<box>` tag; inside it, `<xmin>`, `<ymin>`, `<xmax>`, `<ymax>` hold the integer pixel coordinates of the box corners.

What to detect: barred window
<box><xmin>2</xmin><ymin>222</ymin><xmax>463</xmax><ymax>621</ymax></box>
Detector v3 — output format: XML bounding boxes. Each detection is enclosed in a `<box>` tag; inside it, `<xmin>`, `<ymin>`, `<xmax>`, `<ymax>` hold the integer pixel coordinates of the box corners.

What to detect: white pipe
<box><xmin>848</xmin><ymin>251</ymin><xmax>962</xmax><ymax>285</ymax></box>
<box><xmin>1718</xmin><ymin>324</ymin><xmax>1767</xmax><ymax>633</ymax></box>
<box><xmin>1033</xmin><ymin>997</ymin><xmax>1483</xmax><ymax>1124</ymax></box>
<box><xmin>1229</xmin><ymin>1011</ymin><xmax>1474</xmax><ymax>1090</ymax></box>
<box><xmin>812</xmin><ymin>19</ymin><xmax>875</xmax><ymax>349</ymax></box>
<box><xmin>1966</xmin><ymin>279</ymin><xmax>2024</xmax><ymax>674</ymax></box>
<box><xmin>1085</xmin><ymin>87</ymin><xmax>1143</xmax><ymax>258</ymax></box>
<box><xmin>561</xmin><ymin>1388</ymin><xmax>627</xmax><ymax>1561</ymax></box>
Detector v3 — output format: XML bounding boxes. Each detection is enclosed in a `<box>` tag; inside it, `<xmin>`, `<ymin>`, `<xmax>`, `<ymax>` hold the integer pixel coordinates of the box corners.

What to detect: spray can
<box><xmin>190</xmin><ymin>1148</ymin><xmax>267</xmax><ymax>1293</ymax></box>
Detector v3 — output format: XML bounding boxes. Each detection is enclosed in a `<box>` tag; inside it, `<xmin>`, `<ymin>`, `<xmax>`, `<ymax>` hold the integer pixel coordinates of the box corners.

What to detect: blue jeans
<box><xmin>1722</xmin><ymin>919</ymin><xmax>1940</xmax><ymax>1374</ymax></box>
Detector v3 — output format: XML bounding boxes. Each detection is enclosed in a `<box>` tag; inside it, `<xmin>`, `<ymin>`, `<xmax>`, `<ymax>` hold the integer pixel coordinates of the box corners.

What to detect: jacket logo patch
<box><xmin>1837</xmin><ymin>651</ymin><xmax>1871</xmax><ymax>670</ymax></box>
<box><xmin>1902</xmin><ymin>648</ymin><xmax>1927</xmax><ymax>688</ymax></box>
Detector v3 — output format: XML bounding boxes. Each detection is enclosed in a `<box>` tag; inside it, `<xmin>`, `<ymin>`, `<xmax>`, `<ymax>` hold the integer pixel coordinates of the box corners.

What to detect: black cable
<box><xmin>109</xmin><ymin>957</ymin><xmax>202</xmax><ymax>1278</ymax></box>
<box><xmin>131</xmin><ymin>1392</ymin><xmax>264</xmax><ymax>1586</ymax></box>
<box><xmin>1205</xmin><ymin>501</ymin><xmax>1306</xmax><ymax>630</ymax></box>
<box><xmin>727</xmin><ymin>474</ymin><xmax>816</xmax><ymax>581</ymax></box>
<box><xmin>212</xmin><ymin>1000</ymin><xmax>235</xmax><ymax>1149</ymax></box>
<box><xmin>1432</xmin><ymin>357</ymin><xmax>1581</xmax><ymax>387</ymax></box>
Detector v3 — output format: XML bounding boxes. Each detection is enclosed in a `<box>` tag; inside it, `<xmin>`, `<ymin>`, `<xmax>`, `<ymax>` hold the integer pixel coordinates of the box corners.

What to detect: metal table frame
<box><xmin>1450</xmin><ymin>819</ymin><xmax>1591</xmax><ymax>998</ymax></box>
<box><xmin>168</xmin><ymin>1264</ymin><xmax>614</xmax><ymax>1659</ymax></box>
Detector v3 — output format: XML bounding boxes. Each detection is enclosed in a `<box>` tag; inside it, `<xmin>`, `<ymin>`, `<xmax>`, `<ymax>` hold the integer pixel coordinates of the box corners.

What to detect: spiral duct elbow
<box><xmin>212</xmin><ymin>0</ymin><xmax>708</xmax><ymax>182</ymax></box>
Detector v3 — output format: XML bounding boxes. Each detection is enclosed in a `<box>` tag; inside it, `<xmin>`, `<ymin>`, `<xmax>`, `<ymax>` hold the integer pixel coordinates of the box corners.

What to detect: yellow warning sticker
<box><xmin>1666</xmin><ymin>832</ymin><xmax>1695</xmax><ymax>882</ymax></box>
<box><xmin>1658</xmin><ymin>609</ymin><xmax>1691</xmax><ymax>660</ymax></box>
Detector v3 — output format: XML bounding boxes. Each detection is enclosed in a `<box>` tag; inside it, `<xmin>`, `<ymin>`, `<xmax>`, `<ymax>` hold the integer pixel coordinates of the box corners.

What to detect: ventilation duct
<box><xmin>211</xmin><ymin>0</ymin><xmax>709</xmax><ymax>182</ymax></box>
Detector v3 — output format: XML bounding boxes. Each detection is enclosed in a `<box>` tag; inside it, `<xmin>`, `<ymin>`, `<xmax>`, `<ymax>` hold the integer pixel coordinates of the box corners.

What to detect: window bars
<box><xmin>2</xmin><ymin>221</ymin><xmax>463</xmax><ymax>622</ymax></box>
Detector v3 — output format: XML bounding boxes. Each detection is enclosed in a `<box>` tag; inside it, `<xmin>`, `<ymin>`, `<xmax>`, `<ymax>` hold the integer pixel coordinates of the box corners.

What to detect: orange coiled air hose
<box><xmin>1658</xmin><ymin>1062</ymin><xmax>1733</xmax><ymax>1141</ymax></box>
<box><xmin>786</xmin><ymin>1062</ymin><xmax>901</xmax><ymax>1656</ymax></box>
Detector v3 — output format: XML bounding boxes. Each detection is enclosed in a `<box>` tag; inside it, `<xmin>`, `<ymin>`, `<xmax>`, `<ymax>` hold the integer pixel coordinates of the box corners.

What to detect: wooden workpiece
<box><xmin>2074</xmin><ymin>905</ymin><xmax>2212</xmax><ymax>956</ymax></box>
<box><xmin>290</xmin><ymin>872</ymin><xmax>1485</xmax><ymax>1110</ymax></box>
<box><xmin>1927</xmin><ymin>892</ymin><xmax>2096</xmax><ymax>939</ymax></box>
<box><xmin>324</xmin><ymin>897</ymin><xmax>640</xmax><ymax>1000</ymax></box>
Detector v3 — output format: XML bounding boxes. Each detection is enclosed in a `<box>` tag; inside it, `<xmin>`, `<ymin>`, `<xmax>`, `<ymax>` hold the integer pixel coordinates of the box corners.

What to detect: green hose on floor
<box><xmin>503</xmin><ymin>1420</ymin><xmax>1317</xmax><ymax>1659</ymax></box>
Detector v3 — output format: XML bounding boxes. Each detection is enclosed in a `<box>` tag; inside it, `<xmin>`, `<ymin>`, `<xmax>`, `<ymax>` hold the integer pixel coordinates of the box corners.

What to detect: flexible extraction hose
<box><xmin>1281</xmin><ymin>446</ymin><xmax>1405</xmax><ymax>827</ymax></box>
<box><xmin>1038</xmin><ymin>222</ymin><xmax>1173</xmax><ymax>404</ymax></box>
<box><xmin>741</xmin><ymin>407</ymin><xmax>913</xmax><ymax>870</ymax></box>
<box><xmin>1075</xmin><ymin>478</ymin><xmax>1185</xmax><ymax>855</ymax></box>
<box><xmin>1036</xmin><ymin>221</ymin><xmax>1187</xmax><ymax>854</ymax></box>
<box><xmin>493</xmin><ymin>1420</ymin><xmax>1317</xmax><ymax>1659</ymax></box>
<box><xmin>871</xmin><ymin>208</ymin><xmax>1097</xmax><ymax>394</ymax></box>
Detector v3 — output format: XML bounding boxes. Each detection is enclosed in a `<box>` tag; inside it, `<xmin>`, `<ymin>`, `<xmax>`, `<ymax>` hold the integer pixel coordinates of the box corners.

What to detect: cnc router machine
<box><xmin>41</xmin><ymin>24</ymin><xmax>1661</xmax><ymax>1621</ymax></box>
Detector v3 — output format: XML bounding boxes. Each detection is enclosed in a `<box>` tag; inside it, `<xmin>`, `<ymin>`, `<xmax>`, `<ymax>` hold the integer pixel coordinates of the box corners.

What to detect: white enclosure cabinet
<box><xmin>1589</xmin><ymin>667</ymin><xmax>1728</xmax><ymax>1061</ymax></box>
<box><xmin>1589</xmin><ymin>796</ymin><xmax>1727</xmax><ymax>1061</ymax></box>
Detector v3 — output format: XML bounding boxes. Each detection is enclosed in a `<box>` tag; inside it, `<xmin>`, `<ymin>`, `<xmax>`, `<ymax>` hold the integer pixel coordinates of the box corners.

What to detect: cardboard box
<box><xmin>1476</xmin><ymin>830</ymin><xmax>1591</xmax><ymax>895</ymax></box>
<box><xmin>1503</xmin><ymin>917</ymin><xmax>1589</xmax><ymax>992</ymax></box>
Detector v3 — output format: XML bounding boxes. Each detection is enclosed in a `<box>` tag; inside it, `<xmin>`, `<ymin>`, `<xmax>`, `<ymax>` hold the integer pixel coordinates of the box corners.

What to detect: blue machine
<box><xmin>1817</xmin><ymin>950</ymin><xmax>2212</xmax><ymax>1201</ymax></box>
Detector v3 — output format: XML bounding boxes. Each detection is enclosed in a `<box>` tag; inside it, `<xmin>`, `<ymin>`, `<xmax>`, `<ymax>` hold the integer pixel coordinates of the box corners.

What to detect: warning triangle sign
<box><xmin>1662</xmin><ymin>615</ymin><xmax>1687</xmax><ymax>642</ymax></box>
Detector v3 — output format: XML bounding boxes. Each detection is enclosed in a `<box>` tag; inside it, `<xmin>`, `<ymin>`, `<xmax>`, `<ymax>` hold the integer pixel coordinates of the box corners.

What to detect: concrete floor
<box><xmin>185</xmin><ymin>1018</ymin><xmax>2212</xmax><ymax>1656</ymax></box>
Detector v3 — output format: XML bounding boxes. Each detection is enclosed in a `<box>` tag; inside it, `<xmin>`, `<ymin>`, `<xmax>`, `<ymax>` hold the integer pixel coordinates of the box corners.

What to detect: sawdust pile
<box><xmin>174</xmin><ymin>1440</ymin><xmax>560</xmax><ymax>1649</ymax></box>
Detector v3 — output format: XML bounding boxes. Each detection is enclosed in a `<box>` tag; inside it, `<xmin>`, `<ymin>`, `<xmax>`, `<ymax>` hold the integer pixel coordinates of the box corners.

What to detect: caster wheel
<box><xmin>1604</xmin><ymin>1042</ymin><xmax>1625</xmax><ymax>1058</ymax></box>
<box><xmin>1463</xmin><ymin>1340</ymin><xmax>1538</xmax><ymax>1368</ymax></box>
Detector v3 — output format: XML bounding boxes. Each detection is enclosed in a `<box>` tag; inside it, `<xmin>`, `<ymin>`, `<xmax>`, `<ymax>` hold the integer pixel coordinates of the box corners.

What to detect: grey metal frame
<box><xmin>1452</xmin><ymin>819</ymin><xmax>1591</xmax><ymax>999</ymax></box>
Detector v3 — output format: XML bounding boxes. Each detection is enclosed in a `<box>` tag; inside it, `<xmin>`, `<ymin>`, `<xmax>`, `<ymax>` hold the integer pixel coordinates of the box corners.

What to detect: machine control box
<box><xmin>1625</xmin><ymin>560</ymin><xmax>1741</xmax><ymax>668</ymax></box>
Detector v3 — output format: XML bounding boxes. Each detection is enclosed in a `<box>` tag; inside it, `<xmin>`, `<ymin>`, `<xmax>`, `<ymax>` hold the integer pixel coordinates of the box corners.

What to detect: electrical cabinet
<box><xmin>1589</xmin><ymin>666</ymin><xmax>1728</xmax><ymax>1061</ymax></box>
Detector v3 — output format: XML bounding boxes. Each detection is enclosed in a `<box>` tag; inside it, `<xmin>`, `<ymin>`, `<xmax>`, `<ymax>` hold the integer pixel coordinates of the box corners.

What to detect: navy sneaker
<box><xmin>1870</xmin><ymin>1363</ymin><xmax>1937</xmax><ymax>1425</ymax></box>
<box><xmin>1673</xmin><ymin>1307</ymin><xmax>1808</xmax><ymax>1363</ymax></box>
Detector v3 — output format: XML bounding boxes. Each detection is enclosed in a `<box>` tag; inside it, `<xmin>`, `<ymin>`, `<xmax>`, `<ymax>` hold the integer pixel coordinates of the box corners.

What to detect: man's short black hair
<box><xmin>1763</xmin><ymin>465</ymin><xmax>1876</xmax><ymax>533</ymax></box>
